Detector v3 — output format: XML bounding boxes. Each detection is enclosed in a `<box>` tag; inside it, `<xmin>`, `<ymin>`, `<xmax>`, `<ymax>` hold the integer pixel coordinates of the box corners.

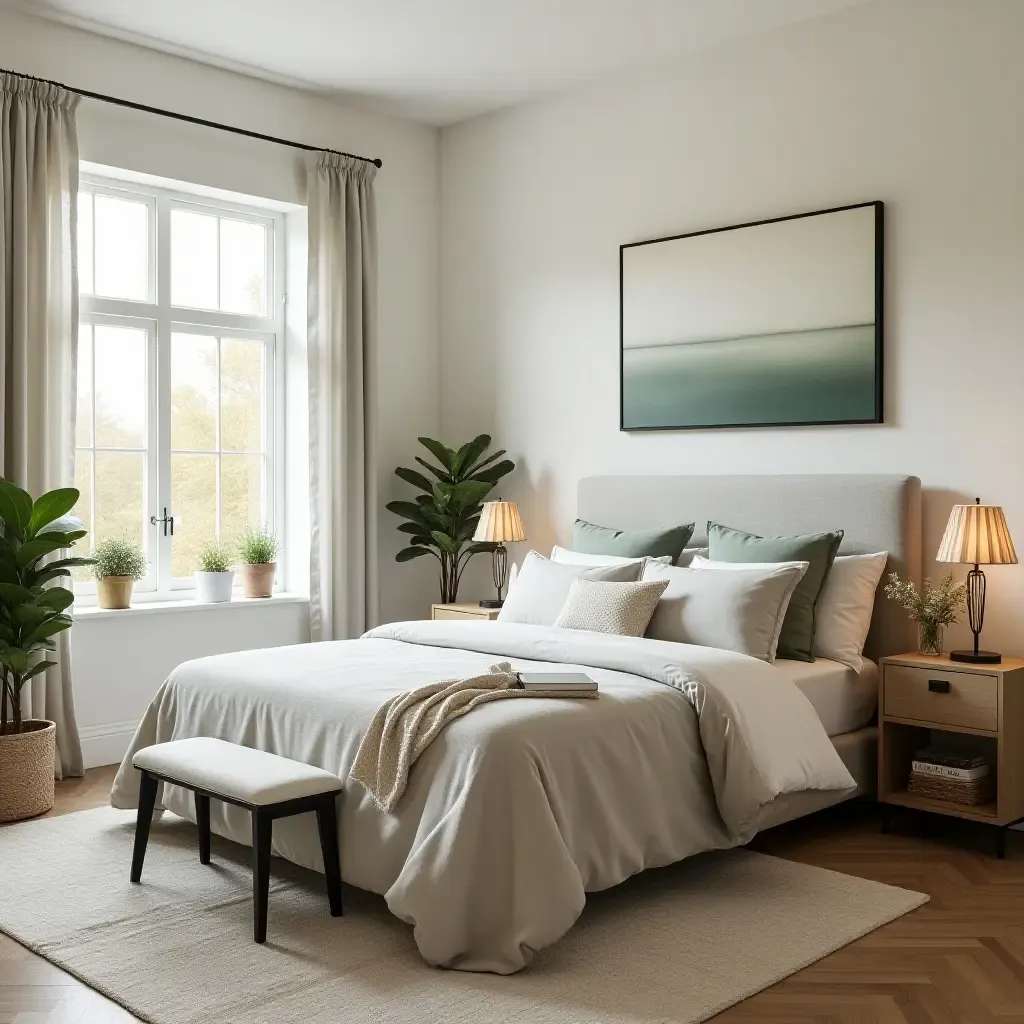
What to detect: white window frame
<box><xmin>77</xmin><ymin>174</ymin><xmax>286</xmax><ymax>602</ymax></box>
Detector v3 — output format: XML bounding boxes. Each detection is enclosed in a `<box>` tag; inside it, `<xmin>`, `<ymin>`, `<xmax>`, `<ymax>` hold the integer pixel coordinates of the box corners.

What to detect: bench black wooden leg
<box><xmin>195</xmin><ymin>793</ymin><xmax>211</xmax><ymax>865</ymax></box>
<box><xmin>316</xmin><ymin>795</ymin><xmax>343</xmax><ymax>917</ymax></box>
<box><xmin>251</xmin><ymin>811</ymin><xmax>272</xmax><ymax>943</ymax></box>
<box><xmin>131</xmin><ymin>770</ymin><xmax>159</xmax><ymax>883</ymax></box>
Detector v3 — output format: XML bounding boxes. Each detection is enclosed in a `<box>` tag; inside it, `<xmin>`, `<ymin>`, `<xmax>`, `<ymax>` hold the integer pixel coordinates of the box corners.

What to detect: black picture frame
<box><xmin>619</xmin><ymin>200</ymin><xmax>884</xmax><ymax>432</ymax></box>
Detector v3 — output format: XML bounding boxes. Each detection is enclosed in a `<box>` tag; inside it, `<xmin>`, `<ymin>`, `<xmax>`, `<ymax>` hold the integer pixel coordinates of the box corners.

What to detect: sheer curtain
<box><xmin>306</xmin><ymin>153</ymin><xmax>379</xmax><ymax>640</ymax></box>
<box><xmin>0</xmin><ymin>73</ymin><xmax>83</xmax><ymax>778</ymax></box>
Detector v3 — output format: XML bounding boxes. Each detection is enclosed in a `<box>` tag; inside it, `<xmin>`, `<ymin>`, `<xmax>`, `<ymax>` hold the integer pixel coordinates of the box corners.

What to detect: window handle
<box><xmin>150</xmin><ymin>507</ymin><xmax>175</xmax><ymax>537</ymax></box>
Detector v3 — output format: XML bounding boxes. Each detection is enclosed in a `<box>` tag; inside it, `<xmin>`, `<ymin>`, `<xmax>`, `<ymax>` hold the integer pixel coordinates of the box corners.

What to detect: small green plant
<box><xmin>197</xmin><ymin>540</ymin><xmax>232</xmax><ymax>574</ymax></box>
<box><xmin>0</xmin><ymin>479</ymin><xmax>94</xmax><ymax>734</ymax></box>
<box><xmin>91</xmin><ymin>537</ymin><xmax>147</xmax><ymax>580</ymax></box>
<box><xmin>239</xmin><ymin>527</ymin><xmax>278</xmax><ymax>565</ymax></box>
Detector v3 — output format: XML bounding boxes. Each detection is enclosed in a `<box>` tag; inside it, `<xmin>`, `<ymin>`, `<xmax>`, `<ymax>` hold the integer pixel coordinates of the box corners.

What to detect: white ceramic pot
<box><xmin>196</xmin><ymin>570</ymin><xmax>235</xmax><ymax>603</ymax></box>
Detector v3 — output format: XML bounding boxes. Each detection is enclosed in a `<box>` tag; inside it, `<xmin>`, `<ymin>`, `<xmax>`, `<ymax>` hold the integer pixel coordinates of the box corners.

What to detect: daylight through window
<box><xmin>75</xmin><ymin>177</ymin><xmax>283</xmax><ymax>596</ymax></box>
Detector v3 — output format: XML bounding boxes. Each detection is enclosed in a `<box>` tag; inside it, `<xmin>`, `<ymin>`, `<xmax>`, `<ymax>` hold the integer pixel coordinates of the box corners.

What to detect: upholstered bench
<box><xmin>130</xmin><ymin>737</ymin><xmax>344</xmax><ymax>943</ymax></box>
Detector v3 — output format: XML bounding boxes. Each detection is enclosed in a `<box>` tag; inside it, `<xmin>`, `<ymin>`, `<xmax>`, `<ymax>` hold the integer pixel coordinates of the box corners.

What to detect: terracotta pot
<box><xmin>241</xmin><ymin>562</ymin><xmax>276</xmax><ymax>598</ymax></box>
<box><xmin>0</xmin><ymin>720</ymin><xmax>56</xmax><ymax>823</ymax></box>
<box><xmin>97</xmin><ymin>575</ymin><xmax>134</xmax><ymax>609</ymax></box>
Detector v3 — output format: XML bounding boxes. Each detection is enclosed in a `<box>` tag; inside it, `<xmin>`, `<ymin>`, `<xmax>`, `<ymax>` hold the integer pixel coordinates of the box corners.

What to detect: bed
<box><xmin>111</xmin><ymin>473</ymin><xmax>921</xmax><ymax>974</ymax></box>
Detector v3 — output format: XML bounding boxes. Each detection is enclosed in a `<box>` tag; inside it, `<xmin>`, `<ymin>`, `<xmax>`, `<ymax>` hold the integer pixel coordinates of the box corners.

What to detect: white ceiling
<box><xmin>11</xmin><ymin>0</ymin><xmax>871</xmax><ymax>124</ymax></box>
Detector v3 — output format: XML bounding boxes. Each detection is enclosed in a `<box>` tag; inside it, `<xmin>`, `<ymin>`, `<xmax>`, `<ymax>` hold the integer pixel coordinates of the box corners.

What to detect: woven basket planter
<box><xmin>0</xmin><ymin>720</ymin><xmax>56</xmax><ymax>823</ymax></box>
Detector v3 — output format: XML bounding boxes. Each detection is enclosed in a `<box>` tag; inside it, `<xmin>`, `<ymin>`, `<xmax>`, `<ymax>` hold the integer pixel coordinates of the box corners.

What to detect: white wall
<box><xmin>440</xmin><ymin>0</ymin><xmax>1024</xmax><ymax>654</ymax></box>
<box><xmin>0</xmin><ymin>7</ymin><xmax>442</xmax><ymax>763</ymax></box>
<box><xmin>73</xmin><ymin>599</ymin><xmax>309</xmax><ymax>767</ymax></box>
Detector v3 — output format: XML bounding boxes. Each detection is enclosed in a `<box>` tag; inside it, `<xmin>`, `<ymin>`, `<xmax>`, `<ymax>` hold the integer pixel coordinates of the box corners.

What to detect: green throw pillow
<box><xmin>572</xmin><ymin>519</ymin><xmax>694</xmax><ymax>560</ymax></box>
<box><xmin>707</xmin><ymin>523</ymin><xmax>843</xmax><ymax>662</ymax></box>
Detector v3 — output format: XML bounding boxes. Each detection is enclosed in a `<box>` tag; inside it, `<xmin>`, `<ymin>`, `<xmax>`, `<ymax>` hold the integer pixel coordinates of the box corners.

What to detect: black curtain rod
<box><xmin>1</xmin><ymin>67</ymin><xmax>383</xmax><ymax>168</ymax></box>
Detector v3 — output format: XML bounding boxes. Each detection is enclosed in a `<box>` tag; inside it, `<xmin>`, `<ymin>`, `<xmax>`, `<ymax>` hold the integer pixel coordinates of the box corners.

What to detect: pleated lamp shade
<box><xmin>936</xmin><ymin>504</ymin><xmax>1017</xmax><ymax>565</ymax></box>
<box><xmin>473</xmin><ymin>501</ymin><xmax>526</xmax><ymax>544</ymax></box>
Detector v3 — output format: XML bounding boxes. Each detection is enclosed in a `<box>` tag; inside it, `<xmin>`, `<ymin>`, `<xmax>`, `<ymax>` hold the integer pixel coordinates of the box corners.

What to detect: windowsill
<box><xmin>73</xmin><ymin>592</ymin><xmax>309</xmax><ymax>618</ymax></box>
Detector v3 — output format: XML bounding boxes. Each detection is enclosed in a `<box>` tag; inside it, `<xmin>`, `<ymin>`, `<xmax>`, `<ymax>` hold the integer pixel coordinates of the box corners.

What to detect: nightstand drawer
<box><xmin>884</xmin><ymin>664</ymin><xmax>998</xmax><ymax>732</ymax></box>
<box><xmin>433</xmin><ymin>608</ymin><xmax>482</xmax><ymax>621</ymax></box>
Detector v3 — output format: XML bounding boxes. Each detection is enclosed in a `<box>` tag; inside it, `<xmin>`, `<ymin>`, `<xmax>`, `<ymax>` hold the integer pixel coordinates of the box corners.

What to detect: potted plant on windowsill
<box><xmin>0</xmin><ymin>479</ymin><xmax>94</xmax><ymax>823</ymax></box>
<box><xmin>239</xmin><ymin>527</ymin><xmax>278</xmax><ymax>599</ymax></box>
<box><xmin>92</xmin><ymin>537</ymin><xmax>146</xmax><ymax>609</ymax></box>
<box><xmin>195</xmin><ymin>540</ymin><xmax>234</xmax><ymax>603</ymax></box>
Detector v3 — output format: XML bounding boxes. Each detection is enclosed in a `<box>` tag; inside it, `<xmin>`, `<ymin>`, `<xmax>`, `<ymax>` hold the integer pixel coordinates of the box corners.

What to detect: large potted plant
<box><xmin>386</xmin><ymin>435</ymin><xmax>514</xmax><ymax>604</ymax></box>
<box><xmin>91</xmin><ymin>537</ymin><xmax>146</xmax><ymax>609</ymax></box>
<box><xmin>0</xmin><ymin>479</ymin><xmax>93</xmax><ymax>823</ymax></box>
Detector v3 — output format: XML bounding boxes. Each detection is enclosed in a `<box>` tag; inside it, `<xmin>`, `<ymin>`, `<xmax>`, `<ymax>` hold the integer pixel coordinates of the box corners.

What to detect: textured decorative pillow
<box><xmin>642</xmin><ymin>560</ymin><xmax>808</xmax><ymax>662</ymax></box>
<box><xmin>572</xmin><ymin>518</ymin><xmax>695</xmax><ymax>560</ymax></box>
<box><xmin>554</xmin><ymin>578</ymin><xmax>670</xmax><ymax>637</ymax></box>
<box><xmin>812</xmin><ymin>552</ymin><xmax>888</xmax><ymax>671</ymax></box>
<box><xmin>707</xmin><ymin>523</ymin><xmax>844</xmax><ymax>662</ymax></box>
<box><xmin>550</xmin><ymin>545</ymin><xmax>672</xmax><ymax>568</ymax></box>
<box><xmin>498</xmin><ymin>551</ymin><xmax>643</xmax><ymax>627</ymax></box>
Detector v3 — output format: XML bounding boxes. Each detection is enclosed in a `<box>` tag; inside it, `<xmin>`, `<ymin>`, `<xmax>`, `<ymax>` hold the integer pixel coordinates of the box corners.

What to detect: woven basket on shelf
<box><xmin>0</xmin><ymin>720</ymin><xmax>56</xmax><ymax>823</ymax></box>
<box><xmin>908</xmin><ymin>769</ymin><xmax>994</xmax><ymax>806</ymax></box>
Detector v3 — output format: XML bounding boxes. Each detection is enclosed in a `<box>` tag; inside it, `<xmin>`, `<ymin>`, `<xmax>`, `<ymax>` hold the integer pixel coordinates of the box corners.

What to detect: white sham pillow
<box><xmin>499</xmin><ymin>551</ymin><xmax>644</xmax><ymax>627</ymax></box>
<box><xmin>554</xmin><ymin>578</ymin><xmax>670</xmax><ymax>637</ymax></box>
<box><xmin>550</xmin><ymin>545</ymin><xmax>671</xmax><ymax>568</ymax></box>
<box><xmin>642</xmin><ymin>560</ymin><xmax>808</xmax><ymax>662</ymax></box>
<box><xmin>676</xmin><ymin>546</ymin><xmax>710</xmax><ymax>567</ymax></box>
<box><xmin>812</xmin><ymin>552</ymin><xmax>888</xmax><ymax>671</ymax></box>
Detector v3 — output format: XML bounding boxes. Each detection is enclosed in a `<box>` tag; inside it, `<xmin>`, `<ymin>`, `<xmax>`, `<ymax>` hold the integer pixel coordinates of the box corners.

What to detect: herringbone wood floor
<box><xmin>2</xmin><ymin>767</ymin><xmax>1023</xmax><ymax>1022</ymax></box>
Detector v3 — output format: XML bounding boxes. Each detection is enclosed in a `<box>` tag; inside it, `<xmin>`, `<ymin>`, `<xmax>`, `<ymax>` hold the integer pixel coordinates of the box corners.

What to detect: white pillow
<box><xmin>550</xmin><ymin>545</ymin><xmax>671</xmax><ymax>568</ymax></box>
<box><xmin>812</xmin><ymin>552</ymin><xmax>888</xmax><ymax>671</ymax></box>
<box><xmin>498</xmin><ymin>551</ymin><xmax>644</xmax><ymax>627</ymax></box>
<box><xmin>554</xmin><ymin>578</ymin><xmax>670</xmax><ymax>637</ymax></box>
<box><xmin>676</xmin><ymin>546</ymin><xmax>710</xmax><ymax>567</ymax></box>
<box><xmin>642</xmin><ymin>560</ymin><xmax>808</xmax><ymax>662</ymax></box>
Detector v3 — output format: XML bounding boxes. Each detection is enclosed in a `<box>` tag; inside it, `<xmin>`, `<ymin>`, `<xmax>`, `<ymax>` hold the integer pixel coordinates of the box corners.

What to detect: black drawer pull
<box><xmin>928</xmin><ymin>679</ymin><xmax>950</xmax><ymax>694</ymax></box>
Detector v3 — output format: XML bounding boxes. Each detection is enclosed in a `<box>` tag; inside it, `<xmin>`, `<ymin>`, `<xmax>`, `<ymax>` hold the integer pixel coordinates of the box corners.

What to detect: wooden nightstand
<box><xmin>431</xmin><ymin>603</ymin><xmax>501</xmax><ymax>622</ymax></box>
<box><xmin>878</xmin><ymin>652</ymin><xmax>1024</xmax><ymax>856</ymax></box>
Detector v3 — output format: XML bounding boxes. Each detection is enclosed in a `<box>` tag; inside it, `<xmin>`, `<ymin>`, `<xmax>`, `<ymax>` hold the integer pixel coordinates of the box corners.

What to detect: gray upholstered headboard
<box><xmin>578</xmin><ymin>474</ymin><xmax>922</xmax><ymax>659</ymax></box>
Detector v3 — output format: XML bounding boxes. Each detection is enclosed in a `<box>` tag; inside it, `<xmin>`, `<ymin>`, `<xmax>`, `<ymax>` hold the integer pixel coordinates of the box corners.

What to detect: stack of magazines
<box><xmin>908</xmin><ymin>747</ymin><xmax>994</xmax><ymax>805</ymax></box>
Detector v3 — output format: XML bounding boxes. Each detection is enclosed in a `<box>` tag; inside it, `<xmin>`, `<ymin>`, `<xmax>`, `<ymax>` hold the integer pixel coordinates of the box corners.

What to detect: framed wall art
<box><xmin>620</xmin><ymin>201</ymin><xmax>883</xmax><ymax>431</ymax></box>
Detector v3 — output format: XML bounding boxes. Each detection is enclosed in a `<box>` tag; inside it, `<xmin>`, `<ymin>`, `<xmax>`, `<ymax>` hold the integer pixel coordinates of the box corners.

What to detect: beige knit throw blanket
<box><xmin>349</xmin><ymin>661</ymin><xmax>597</xmax><ymax>813</ymax></box>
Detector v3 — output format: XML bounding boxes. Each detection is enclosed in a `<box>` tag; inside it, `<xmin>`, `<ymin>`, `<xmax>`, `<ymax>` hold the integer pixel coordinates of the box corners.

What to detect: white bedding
<box><xmin>781</xmin><ymin>658</ymin><xmax>878</xmax><ymax>737</ymax></box>
<box><xmin>111</xmin><ymin>621</ymin><xmax>855</xmax><ymax>973</ymax></box>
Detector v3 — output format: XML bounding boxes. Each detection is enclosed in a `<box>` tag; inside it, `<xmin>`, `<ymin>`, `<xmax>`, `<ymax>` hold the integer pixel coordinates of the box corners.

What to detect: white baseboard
<box><xmin>79</xmin><ymin>720</ymin><xmax>138</xmax><ymax>769</ymax></box>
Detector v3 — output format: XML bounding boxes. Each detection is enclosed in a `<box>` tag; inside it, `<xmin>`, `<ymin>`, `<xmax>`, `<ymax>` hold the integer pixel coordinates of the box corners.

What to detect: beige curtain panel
<box><xmin>306</xmin><ymin>153</ymin><xmax>379</xmax><ymax>640</ymax></box>
<box><xmin>0</xmin><ymin>73</ymin><xmax>83</xmax><ymax>778</ymax></box>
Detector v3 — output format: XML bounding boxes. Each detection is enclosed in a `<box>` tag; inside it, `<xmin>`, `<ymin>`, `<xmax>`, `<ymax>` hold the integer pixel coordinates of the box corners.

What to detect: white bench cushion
<box><xmin>132</xmin><ymin>738</ymin><xmax>343</xmax><ymax>806</ymax></box>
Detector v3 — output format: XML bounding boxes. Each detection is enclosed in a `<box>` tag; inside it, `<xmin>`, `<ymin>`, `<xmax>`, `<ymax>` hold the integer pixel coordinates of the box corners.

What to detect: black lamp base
<box><xmin>479</xmin><ymin>599</ymin><xmax>503</xmax><ymax>609</ymax></box>
<box><xmin>950</xmin><ymin>649</ymin><xmax>1001</xmax><ymax>664</ymax></box>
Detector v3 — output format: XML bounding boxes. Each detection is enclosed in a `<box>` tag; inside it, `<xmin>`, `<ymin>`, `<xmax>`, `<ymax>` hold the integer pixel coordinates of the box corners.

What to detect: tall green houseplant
<box><xmin>387</xmin><ymin>435</ymin><xmax>514</xmax><ymax>604</ymax></box>
<box><xmin>0</xmin><ymin>479</ymin><xmax>93</xmax><ymax>735</ymax></box>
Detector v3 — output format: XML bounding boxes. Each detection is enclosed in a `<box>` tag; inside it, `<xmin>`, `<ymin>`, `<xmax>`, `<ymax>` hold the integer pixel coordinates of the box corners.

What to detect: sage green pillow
<box><xmin>707</xmin><ymin>523</ymin><xmax>843</xmax><ymax>662</ymax></box>
<box><xmin>572</xmin><ymin>518</ymin><xmax>694</xmax><ymax>561</ymax></box>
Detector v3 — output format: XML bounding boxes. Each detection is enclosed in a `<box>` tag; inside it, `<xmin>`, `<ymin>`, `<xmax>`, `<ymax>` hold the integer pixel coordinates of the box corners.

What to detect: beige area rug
<box><xmin>0</xmin><ymin>807</ymin><xmax>926</xmax><ymax>1024</ymax></box>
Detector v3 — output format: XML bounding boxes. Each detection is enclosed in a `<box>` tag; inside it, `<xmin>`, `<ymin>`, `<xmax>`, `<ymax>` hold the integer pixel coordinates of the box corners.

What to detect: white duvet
<box><xmin>111</xmin><ymin>621</ymin><xmax>855</xmax><ymax>973</ymax></box>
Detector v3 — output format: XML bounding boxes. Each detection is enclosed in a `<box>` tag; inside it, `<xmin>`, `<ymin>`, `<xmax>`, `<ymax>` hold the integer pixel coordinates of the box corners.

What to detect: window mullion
<box><xmin>155</xmin><ymin>194</ymin><xmax>173</xmax><ymax>594</ymax></box>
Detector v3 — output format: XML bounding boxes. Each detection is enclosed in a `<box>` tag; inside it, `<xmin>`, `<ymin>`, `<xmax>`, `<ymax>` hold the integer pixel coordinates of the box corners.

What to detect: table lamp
<box><xmin>936</xmin><ymin>498</ymin><xmax>1017</xmax><ymax>663</ymax></box>
<box><xmin>473</xmin><ymin>499</ymin><xmax>526</xmax><ymax>608</ymax></box>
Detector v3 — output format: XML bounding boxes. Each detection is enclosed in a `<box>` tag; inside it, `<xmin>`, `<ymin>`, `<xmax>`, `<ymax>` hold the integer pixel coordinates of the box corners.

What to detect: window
<box><xmin>75</xmin><ymin>177</ymin><xmax>284</xmax><ymax>597</ymax></box>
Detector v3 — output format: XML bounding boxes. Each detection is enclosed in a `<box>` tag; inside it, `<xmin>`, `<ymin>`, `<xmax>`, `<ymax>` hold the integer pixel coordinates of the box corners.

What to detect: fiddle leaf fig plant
<box><xmin>387</xmin><ymin>435</ymin><xmax>515</xmax><ymax>603</ymax></box>
<box><xmin>0</xmin><ymin>479</ymin><xmax>94</xmax><ymax>735</ymax></box>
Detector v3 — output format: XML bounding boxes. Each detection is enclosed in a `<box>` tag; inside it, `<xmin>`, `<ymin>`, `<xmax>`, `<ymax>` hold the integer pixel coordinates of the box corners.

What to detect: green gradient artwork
<box><xmin>620</xmin><ymin>202</ymin><xmax>883</xmax><ymax>430</ymax></box>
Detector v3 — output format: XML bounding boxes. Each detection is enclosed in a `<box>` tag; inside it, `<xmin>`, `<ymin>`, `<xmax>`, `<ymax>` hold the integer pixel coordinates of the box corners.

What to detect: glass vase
<box><xmin>918</xmin><ymin>620</ymin><xmax>943</xmax><ymax>657</ymax></box>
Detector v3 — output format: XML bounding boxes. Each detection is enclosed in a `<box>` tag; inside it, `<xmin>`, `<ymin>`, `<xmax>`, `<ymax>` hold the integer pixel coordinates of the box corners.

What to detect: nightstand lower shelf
<box><xmin>882</xmin><ymin>789</ymin><xmax>998</xmax><ymax>822</ymax></box>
